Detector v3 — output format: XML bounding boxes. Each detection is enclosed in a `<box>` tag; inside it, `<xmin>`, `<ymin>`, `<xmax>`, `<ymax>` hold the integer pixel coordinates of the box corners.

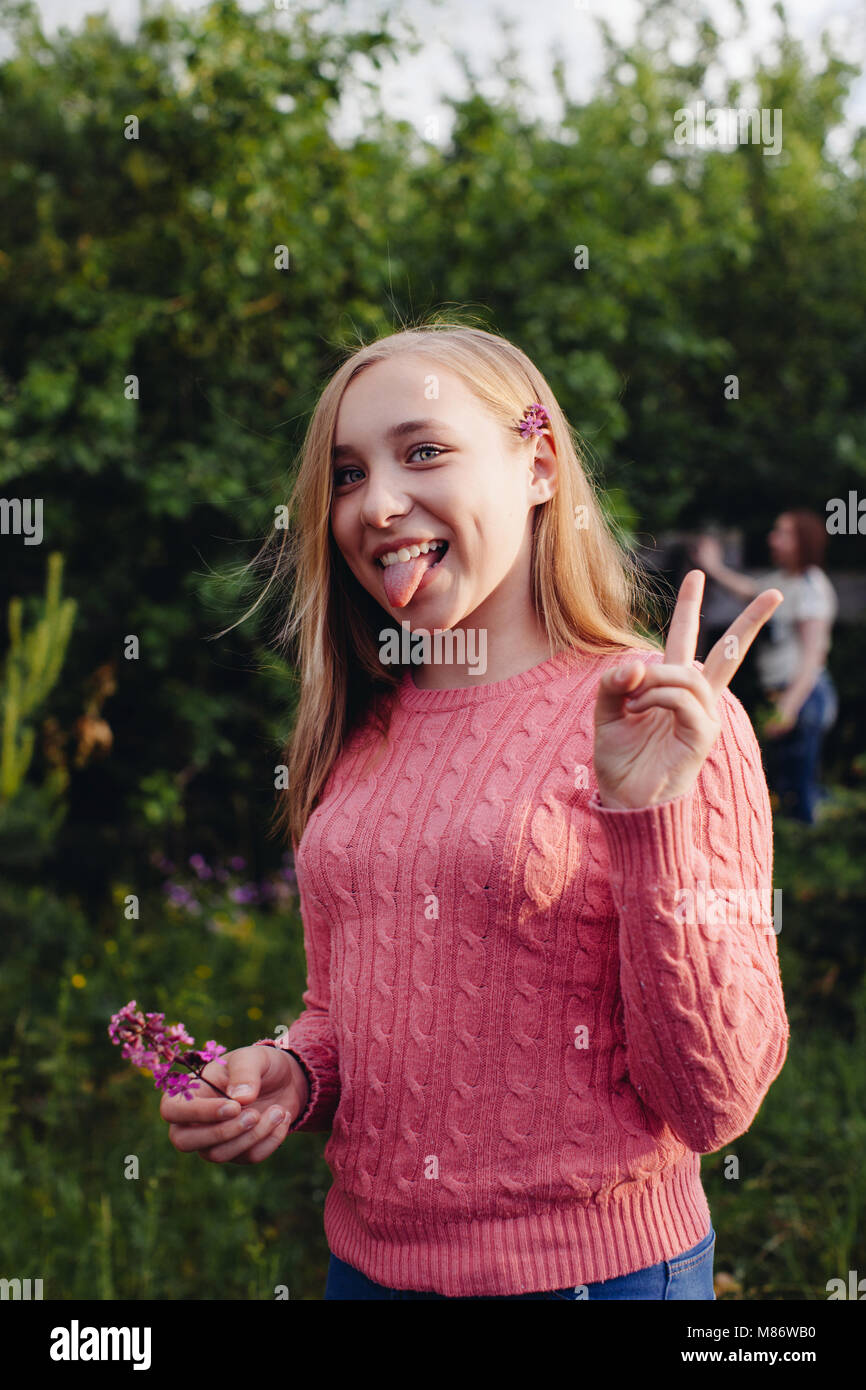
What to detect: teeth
<box><xmin>377</xmin><ymin>540</ymin><xmax>446</xmax><ymax>567</ymax></box>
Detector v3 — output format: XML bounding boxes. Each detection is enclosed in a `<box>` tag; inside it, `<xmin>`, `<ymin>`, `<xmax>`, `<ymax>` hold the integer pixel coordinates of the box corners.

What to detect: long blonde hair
<box><xmin>223</xmin><ymin>319</ymin><xmax>665</xmax><ymax>851</ymax></box>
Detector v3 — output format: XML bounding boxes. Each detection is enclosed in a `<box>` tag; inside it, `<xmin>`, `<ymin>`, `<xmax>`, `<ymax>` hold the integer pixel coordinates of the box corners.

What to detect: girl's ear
<box><xmin>528</xmin><ymin>432</ymin><xmax>558</xmax><ymax>503</ymax></box>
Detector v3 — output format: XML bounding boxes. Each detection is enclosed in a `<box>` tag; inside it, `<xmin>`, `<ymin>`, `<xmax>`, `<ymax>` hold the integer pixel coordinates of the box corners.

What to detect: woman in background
<box><xmin>693</xmin><ymin>510</ymin><xmax>838</xmax><ymax>824</ymax></box>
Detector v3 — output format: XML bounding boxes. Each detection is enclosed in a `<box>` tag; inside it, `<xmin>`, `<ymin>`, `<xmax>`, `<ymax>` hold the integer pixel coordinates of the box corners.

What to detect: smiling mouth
<box><xmin>376</xmin><ymin>541</ymin><xmax>450</xmax><ymax>608</ymax></box>
<box><xmin>374</xmin><ymin>541</ymin><xmax>449</xmax><ymax>568</ymax></box>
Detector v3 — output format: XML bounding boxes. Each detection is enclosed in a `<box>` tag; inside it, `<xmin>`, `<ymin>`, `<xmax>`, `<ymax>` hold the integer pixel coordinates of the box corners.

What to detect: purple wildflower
<box><xmin>189</xmin><ymin>854</ymin><xmax>214</xmax><ymax>880</ymax></box>
<box><xmin>229</xmin><ymin>883</ymin><xmax>259</xmax><ymax>904</ymax></box>
<box><xmin>108</xmin><ymin>999</ymin><xmax>230</xmax><ymax>1100</ymax></box>
<box><xmin>164</xmin><ymin>1022</ymin><xmax>195</xmax><ymax>1049</ymax></box>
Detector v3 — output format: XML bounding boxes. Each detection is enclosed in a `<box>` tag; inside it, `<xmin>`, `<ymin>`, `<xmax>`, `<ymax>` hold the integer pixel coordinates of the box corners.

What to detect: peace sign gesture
<box><xmin>593</xmin><ymin>570</ymin><xmax>783</xmax><ymax>811</ymax></box>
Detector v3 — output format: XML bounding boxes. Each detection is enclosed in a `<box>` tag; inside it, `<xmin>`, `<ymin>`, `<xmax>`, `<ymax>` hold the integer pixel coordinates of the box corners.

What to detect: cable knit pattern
<box><xmin>254</xmin><ymin>646</ymin><xmax>789</xmax><ymax>1296</ymax></box>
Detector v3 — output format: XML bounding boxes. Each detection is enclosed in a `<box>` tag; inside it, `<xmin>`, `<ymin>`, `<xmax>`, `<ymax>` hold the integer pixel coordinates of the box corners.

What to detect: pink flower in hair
<box><xmin>517</xmin><ymin>403</ymin><xmax>550</xmax><ymax>438</ymax></box>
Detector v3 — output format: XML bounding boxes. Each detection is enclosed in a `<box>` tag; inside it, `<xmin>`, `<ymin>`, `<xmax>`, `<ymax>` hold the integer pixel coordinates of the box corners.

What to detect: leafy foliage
<box><xmin>2</xmin><ymin>0</ymin><xmax>864</xmax><ymax>885</ymax></box>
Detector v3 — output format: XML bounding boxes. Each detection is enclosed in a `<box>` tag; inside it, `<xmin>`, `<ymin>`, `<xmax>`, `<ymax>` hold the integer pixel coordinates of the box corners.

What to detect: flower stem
<box><xmin>177</xmin><ymin>1056</ymin><xmax>231</xmax><ymax>1099</ymax></box>
<box><xmin>189</xmin><ymin>1069</ymin><xmax>231</xmax><ymax>1100</ymax></box>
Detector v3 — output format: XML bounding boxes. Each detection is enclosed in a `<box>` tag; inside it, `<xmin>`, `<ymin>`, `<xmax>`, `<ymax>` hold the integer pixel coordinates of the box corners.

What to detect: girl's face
<box><xmin>330</xmin><ymin>354</ymin><xmax>557</xmax><ymax>635</ymax></box>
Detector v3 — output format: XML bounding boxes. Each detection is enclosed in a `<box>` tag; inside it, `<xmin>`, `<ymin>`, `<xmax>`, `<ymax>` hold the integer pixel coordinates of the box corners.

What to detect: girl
<box><xmin>694</xmin><ymin>514</ymin><xmax>838</xmax><ymax>825</ymax></box>
<box><xmin>161</xmin><ymin>322</ymin><xmax>789</xmax><ymax>1300</ymax></box>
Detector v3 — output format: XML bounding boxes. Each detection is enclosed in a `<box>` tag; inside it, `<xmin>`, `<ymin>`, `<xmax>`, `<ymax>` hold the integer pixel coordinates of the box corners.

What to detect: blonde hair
<box><xmin>222</xmin><ymin>318</ymin><xmax>665</xmax><ymax>851</ymax></box>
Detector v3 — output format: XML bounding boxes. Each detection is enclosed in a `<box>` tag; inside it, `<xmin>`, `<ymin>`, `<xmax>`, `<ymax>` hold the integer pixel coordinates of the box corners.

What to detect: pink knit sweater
<box><xmin>256</xmin><ymin>646</ymin><xmax>789</xmax><ymax>1297</ymax></box>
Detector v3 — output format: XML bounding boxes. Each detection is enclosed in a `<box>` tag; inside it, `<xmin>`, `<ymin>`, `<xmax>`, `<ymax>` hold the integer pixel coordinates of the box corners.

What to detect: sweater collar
<box><xmin>396</xmin><ymin>646</ymin><xmax>595</xmax><ymax>711</ymax></box>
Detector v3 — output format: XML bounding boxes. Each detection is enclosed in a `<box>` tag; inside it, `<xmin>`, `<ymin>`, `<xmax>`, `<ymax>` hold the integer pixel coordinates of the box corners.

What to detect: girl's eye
<box><xmin>408</xmin><ymin>443</ymin><xmax>445</xmax><ymax>462</ymax></box>
<box><xmin>333</xmin><ymin>445</ymin><xmax>446</xmax><ymax>487</ymax></box>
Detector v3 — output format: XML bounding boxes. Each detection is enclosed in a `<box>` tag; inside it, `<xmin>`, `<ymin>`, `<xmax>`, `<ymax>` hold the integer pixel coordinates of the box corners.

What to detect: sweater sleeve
<box><xmin>591</xmin><ymin>677</ymin><xmax>790</xmax><ymax>1154</ymax></box>
<box><xmin>253</xmin><ymin>870</ymin><xmax>341</xmax><ymax>1133</ymax></box>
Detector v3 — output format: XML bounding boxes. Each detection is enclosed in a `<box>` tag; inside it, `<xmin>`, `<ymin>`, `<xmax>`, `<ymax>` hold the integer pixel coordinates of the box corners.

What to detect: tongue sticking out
<box><xmin>382</xmin><ymin>547</ymin><xmax>443</xmax><ymax>608</ymax></box>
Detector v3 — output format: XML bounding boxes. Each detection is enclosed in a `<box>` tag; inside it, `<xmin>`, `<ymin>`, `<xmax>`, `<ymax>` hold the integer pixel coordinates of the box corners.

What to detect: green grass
<box><xmin>703</xmin><ymin>1012</ymin><xmax>866</xmax><ymax>1300</ymax></box>
<box><xmin>0</xmin><ymin>866</ymin><xmax>333</xmax><ymax>1301</ymax></box>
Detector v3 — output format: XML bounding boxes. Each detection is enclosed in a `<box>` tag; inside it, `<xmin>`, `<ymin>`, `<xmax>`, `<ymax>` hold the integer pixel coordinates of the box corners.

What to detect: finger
<box><xmin>221</xmin><ymin>1044</ymin><xmax>282</xmax><ymax>1102</ymax></box>
<box><xmin>169</xmin><ymin>1107</ymin><xmax>262</xmax><ymax>1153</ymax></box>
<box><xmin>160</xmin><ymin>1089</ymin><xmax>240</xmax><ymax>1124</ymax></box>
<box><xmin>664</xmin><ymin>569</ymin><xmax>705</xmax><ymax>668</ymax></box>
<box><xmin>593</xmin><ymin>658</ymin><xmax>650</xmax><ymax>727</ymax></box>
<box><xmin>621</xmin><ymin>685</ymin><xmax>711</xmax><ymax>738</ymax></box>
<box><xmin>700</xmin><ymin>588</ymin><xmax>783</xmax><ymax>698</ymax></box>
<box><xmin>240</xmin><ymin>1113</ymin><xmax>295</xmax><ymax>1165</ymax></box>
<box><xmin>623</xmin><ymin>662</ymin><xmax>717</xmax><ymax>721</ymax></box>
<box><xmin>199</xmin><ymin>1104</ymin><xmax>290</xmax><ymax>1164</ymax></box>
<box><xmin>160</xmin><ymin>1046</ymin><xmax>268</xmax><ymax>1122</ymax></box>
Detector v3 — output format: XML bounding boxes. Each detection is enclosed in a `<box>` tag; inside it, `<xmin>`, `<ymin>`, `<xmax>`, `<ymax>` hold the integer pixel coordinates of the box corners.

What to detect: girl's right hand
<box><xmin>160</xmin><ymin>1045</ymin><xmax>310</xmax><ymax>1165</ymax></box>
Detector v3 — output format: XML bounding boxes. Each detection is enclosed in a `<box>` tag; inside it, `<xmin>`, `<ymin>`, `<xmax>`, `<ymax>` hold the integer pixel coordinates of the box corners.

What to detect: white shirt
<box><xmin>753</xmin><ymin>566</ymin><xmax>837</xmax><ymax>690</ymax></box>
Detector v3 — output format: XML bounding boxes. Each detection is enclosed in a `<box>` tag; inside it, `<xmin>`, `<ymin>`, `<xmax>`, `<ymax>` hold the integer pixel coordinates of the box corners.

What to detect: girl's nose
<box><xmin>361</xmin><ymin>503</ymin><xmax>408</xmax><ymax>531</ymax></box>
<box><xmin>359</xmin><ymin>481</ymin><xmax>410</xmax><ymax>529</ymax></box>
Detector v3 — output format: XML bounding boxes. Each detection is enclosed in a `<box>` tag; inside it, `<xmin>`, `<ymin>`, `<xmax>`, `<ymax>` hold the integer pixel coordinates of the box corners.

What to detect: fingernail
<box><xmin>229</xmin><ymin>1084</ymin><xmax>252</xmax><ymax>1098</ymax></box>
<box><xmin>268</xmin><ymin>1107</ymin><xmax>286</xmax><ymax>1126</ymax></box>
<box><xmin>240</xmin><ymin>1110</ymin><xmax>258</xmax><ymax>1129</ymax></box>
<box><xmin>218</xmin><ymin>1101</ymin><xmax>240</xmax><ymax>1118</ymax></box>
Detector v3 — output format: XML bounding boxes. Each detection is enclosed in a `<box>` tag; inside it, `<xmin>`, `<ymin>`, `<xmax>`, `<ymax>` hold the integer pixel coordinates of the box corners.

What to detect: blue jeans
<box><xmin>766</xmin><ymin>669</ymin><xmax>838</xmax><ymax>824</ymax></box>
<box><xmin>324</xmin><ymin>1225</ymin><xmax>716</xmax><ymax>1300</ymax></box>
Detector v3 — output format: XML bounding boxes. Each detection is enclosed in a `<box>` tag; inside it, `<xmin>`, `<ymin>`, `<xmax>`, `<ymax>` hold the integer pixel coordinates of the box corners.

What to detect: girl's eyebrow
<box><xmin>332</xmin><ymin>419</ymin><xmax>450</xmax><ymax>461</ymax></box>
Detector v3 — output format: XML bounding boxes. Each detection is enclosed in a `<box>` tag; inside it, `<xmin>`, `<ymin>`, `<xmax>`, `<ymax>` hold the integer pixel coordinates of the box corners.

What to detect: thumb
<box><xmin>594</xmin><ymin>659</ymin><xmax>645</xmax><ymax>728</ymax></box>
<box><xmin>224</xmin><ymin>1045</ymin><xmax>270</xmax><ymax>1102</ymax></box>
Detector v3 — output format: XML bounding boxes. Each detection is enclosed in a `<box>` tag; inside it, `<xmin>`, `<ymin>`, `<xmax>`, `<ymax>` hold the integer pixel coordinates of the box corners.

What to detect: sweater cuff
<box><xmin>590</xmin><ymin>785</ymin><xmax>697</xmax><ymax>883</ymax></box>
<box><xmin>253</xmin><ymin>1040</ymin><xmax>316</xmax><ymax>1131</ymax></box>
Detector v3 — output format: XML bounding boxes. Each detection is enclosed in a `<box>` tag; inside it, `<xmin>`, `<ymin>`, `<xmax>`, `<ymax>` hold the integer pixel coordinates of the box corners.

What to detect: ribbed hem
<box><xmin>322</xmin><ymin>1151</ymin><xmax>711</xmax><ymax>1297</ymax></box>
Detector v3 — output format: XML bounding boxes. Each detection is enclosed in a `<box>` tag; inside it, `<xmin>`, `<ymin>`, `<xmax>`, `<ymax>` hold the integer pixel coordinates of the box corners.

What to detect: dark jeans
<box><xmin>324</xmin><ymin>1225</ymin><xmax>716</xmax><ymax>1300</ymax></box>
<box><xmin>766</xmin><ymin>670</ymin><xmax>837</xmax><ymax>824</ymax></box>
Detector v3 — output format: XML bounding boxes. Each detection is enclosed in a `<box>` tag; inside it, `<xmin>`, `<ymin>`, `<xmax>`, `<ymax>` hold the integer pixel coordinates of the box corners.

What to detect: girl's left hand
<box><xmin>593</xmin><ymin>569</ymin><xmax>784</xmax><ymax>810</ymax></box>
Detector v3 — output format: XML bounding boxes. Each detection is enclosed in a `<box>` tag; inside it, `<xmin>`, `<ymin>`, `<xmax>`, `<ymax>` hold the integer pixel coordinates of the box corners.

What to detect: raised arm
<box><xmin>692</xmin><ymin>535</ymin><xmax>761</xmax><ymax>601</ymax></box>
<box><xmin>593</xmin><ymin>683</ymin><xmax>789</xmax><ymax>1152</ymax></box>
